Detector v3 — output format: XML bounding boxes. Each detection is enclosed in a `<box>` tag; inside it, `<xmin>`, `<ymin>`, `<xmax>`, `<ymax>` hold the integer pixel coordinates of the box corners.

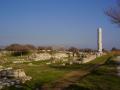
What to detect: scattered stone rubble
<box><xmin>54</xmin><ymin>53</ymin><xmax>68</xmax><ymax>59</ymax></box>
<box><xmin>72</xmin><ymin>55</ymin><xmax>97</xmax><ymax>64</ymax></box>
<box><xmin>31</xmin><ymin>52</ymin><xmax>68</xmax><ymax>61</ymax></box>
<box><xmin>34</xmin><ymin>53</ymin><xmax>51</xmax><ymax>61</ymax></box>
<box><xmin>0</xmin><ymin>67</ymin><xmax>32</xmax><ymax>89</ymax></box>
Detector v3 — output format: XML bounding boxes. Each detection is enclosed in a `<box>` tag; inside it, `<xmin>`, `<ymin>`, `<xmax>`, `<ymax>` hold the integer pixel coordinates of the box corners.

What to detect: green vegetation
<box><xmin>2</xmin><ymin>60</ymin><xmax>71</xmax><ymax>90</ymax></box>
<box><xmin>64</xmin><ymin>55</ymin><xmax>120</xmax><ymax>90</ymax></box>
<box><xmin>1</xmin><ymin>53</ymin><xmax>120</xmax><ymax>90</ymax></box>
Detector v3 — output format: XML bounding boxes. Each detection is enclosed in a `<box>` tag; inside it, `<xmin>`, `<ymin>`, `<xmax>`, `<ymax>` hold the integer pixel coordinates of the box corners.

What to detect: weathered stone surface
<box><xmin>13</xmin><ymin>69</ymin><xmax>26</xmax><ymax>78</ymax></box>
<box><xmin>34</xmin><ymin>53</ymin><xmax>51</xmax><ymax>61</ymax></box>
<box><xmin>31</xmin><ymin>52</ymin><xmax>69</xmax><ymax>61</ymax></box>
<box><xmin>82</xmin><ymin>55</ymin><xmax>96</xmax><ymax>63</ymax></box>
<box><xmin>0</xmin><ymin>68</ymin><xmax>32</xmax><ymax>89</ymax></box>
<box><xmin>54</xmin><ymin>53</ymin><xmax>68</xmax><ymax>59</ymax></box>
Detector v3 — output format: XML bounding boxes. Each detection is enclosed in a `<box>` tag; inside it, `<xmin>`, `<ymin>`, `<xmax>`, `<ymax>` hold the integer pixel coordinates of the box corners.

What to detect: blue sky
<box><xmin>0</xmin><ymin>0</ymin><xmax>120</xmax><ymax>49</ymax></box>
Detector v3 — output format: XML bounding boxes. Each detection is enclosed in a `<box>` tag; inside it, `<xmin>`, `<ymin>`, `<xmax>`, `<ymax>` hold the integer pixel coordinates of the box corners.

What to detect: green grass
<box><xmin>3</xmin><ymin>60</ymin><xmax>71</xmax><ymax>90</ymax></box>
<box><xmin>88</xmin><ymin>54</ymin><xmax>112</xmax><ymax>64</ymax></box>
<box><xmin>64</xmin><ymin>55</ymin><xmax>120</xmax><ymax>90</ymax></box>
<box><xmin>2</xmin><ymin>54</ymin><xmax>116</xmax><ymax>90</ymax></box>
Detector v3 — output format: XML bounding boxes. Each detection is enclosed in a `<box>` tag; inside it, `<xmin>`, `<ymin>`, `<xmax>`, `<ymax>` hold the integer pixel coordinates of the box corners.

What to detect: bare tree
<box><xmin>68</xmin><ymin>47</ymin><xmax>79</xmax><ymax>57</ymax></box>
<box><xmin>24</xmin><ymin>44</ymin><xmax>36</xmax><ymax>51</ymax></box>
<box><xmin>106</xmin><ymin>0</ymin><xmax>120</xmax><ymax>26</ymax></box>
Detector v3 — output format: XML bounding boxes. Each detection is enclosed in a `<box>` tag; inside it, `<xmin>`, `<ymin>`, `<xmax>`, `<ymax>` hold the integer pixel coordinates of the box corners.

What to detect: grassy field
<box><xmin>64</xmin><ymin>55</ymin><xmax>120</xmax><ymax>90</ymax></box>
<box><xmin>3</xmin><ymin>60</ymin><xmax>71</xmax><ymax>90</ymax></box>
<box><xmin>2</xmin><ymin>53</ymin><xmax>120</xmax><ymax>90</ymax></box>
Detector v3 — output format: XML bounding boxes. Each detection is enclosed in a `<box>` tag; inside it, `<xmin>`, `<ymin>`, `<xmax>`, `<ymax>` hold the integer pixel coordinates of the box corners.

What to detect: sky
<box><xmin>0</xmin><ymin>0</ymin><xmax>120</xmax><ymax>49</ymax></box>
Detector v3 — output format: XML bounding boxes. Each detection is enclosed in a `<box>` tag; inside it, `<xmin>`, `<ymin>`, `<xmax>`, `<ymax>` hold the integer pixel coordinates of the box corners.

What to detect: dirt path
<box><xmin>42</xmin><ymin>69</ymin><xmax>89</xmax><ymax>90</ymax></box>
<box><xmin>51</xmin><ymin>70</ymin><xmax>89</xmax><ymax>90</ymax></box>
<box><xmin>41</xmin><ymin>64</ymin><xmax>101</xmax><ymax>90</ymax></box>
<box><xmin>40</xmin><ymin>55</ymin><xmax>111</xmax><ymax>90</ymax></box>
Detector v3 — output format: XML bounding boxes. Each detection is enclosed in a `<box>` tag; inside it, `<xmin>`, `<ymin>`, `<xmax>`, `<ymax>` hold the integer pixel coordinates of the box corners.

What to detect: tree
<box><xmin>5</xmin><ymin>44</ymin><xmax>31</xmax><ymax>56</ymax></box>
<box><xmin>24</xmin><ymin>44</ymin><xmax>36</xmax><ymax>51</ymax></box>
<box><xmin>111</xmin><ymin>47</ymin><xmax>120</xmax><ymax>55</ymax></box>
<box><xmin>80</xmin><ymin>48</ymin><xmax>93</xmax><ymax>53</ymax></box>
<box><xmin>106</xmin><ymin>0</ymin><xmax>120</xmax><ymax>26</ymax></box>
<box><xmin>111</xmin><ymin>47</ymin><xmax>118</xmax><ymax>51</ymax></box>
<box><xmin>38</xmin><ymin>46</ymin><xmax>46</xmax><ymax>51</ymax></box>
<box><xmin>68</xmin><ymin>47</ymin><xmax>79</xmax><ymax>57</ymax></box>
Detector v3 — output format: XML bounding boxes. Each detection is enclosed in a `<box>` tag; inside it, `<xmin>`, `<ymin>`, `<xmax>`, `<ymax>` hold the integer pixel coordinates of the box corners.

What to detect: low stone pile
<box><xmin>34</xmin><ymin>53</ymin><xmax>51</xmax><ymax>61</ymax></box>
<box><xmin>54</xmin><ymin>53</ymin><xmax>68</xmax><ymax>59</ymax></box>
<box><xmin>32</xmin><ymin>53</ymin><xmax>69</xmax><ymax>61</ymax></box>
<box><xmin>0</xmin><ymin>68</ymin><xmax>32</xmax><ymax>89</ymax></box>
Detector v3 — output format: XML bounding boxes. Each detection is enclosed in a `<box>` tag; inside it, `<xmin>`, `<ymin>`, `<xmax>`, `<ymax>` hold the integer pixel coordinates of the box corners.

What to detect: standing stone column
<box><xmin>97</xmin><ymin>27</ymin><xmax>102</xmax><ymax>54</ymax></box>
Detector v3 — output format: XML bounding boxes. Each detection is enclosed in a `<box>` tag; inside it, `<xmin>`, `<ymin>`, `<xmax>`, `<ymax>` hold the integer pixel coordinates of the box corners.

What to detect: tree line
<box><xmin>0</xmin><ymin>44</ymin><xmax>98</xmax><ymax>56</ymax></box>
